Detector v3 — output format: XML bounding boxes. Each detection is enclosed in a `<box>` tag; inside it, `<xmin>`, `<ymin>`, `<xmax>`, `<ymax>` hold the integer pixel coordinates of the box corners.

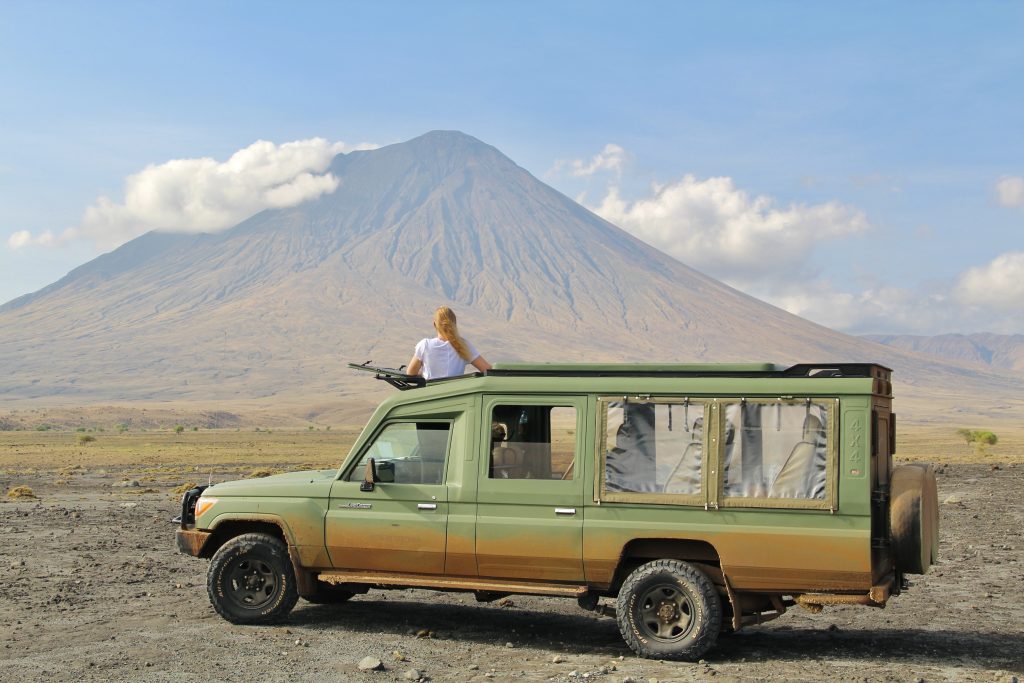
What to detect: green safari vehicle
<box><xmin>176</xmin><ymin>362</ymin><xmax>939</xmax><ymax>660</ymax></box>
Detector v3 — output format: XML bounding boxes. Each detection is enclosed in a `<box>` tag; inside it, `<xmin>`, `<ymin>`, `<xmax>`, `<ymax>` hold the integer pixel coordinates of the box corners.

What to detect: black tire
<box><xmin>616</xmin><ymin>559</ymin><xmax>721</xmax><ymax>661</ymax></box>
<box><xmin>302</xmin><ymin>580</ymin><xmax>355</xmax><ymax>604</ymax></box>
<box><xmin>207</xmin><ymin>532</ymin><xmax>299</xmax><ymax>624</ymax></box>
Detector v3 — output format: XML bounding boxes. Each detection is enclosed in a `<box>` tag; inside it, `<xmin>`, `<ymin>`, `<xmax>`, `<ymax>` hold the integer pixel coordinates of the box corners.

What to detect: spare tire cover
<box><xmin>889</xmin><ymin>463</ymin><xmax>939</xmax><ymax>574</ymax></box>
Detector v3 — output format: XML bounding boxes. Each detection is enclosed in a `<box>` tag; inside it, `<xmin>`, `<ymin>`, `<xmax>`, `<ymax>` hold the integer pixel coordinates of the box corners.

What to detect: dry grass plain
<box><xmin>1</xmin><ymin>421</ymin><xmax>1021</xmax><ymax>472</ymax></box>
<box><xmin>1</xmin><ymin>424</ymin><xmax>1022</xmax><ymax>682</ymax></box>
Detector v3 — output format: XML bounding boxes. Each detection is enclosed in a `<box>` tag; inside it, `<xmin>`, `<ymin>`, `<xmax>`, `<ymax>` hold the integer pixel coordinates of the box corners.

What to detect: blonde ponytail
<box><xmin>434</xmin><ymin>306</ymin><xmax>471</xmax><ymax>361</ymax></box>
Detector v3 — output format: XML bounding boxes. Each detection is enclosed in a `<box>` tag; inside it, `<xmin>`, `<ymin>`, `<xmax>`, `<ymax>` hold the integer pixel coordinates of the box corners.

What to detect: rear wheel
<box><xmin>616</xmin><ymin>559</ymin><xmax>721</xmax><ymax>661</ymax></box>
<box><xmin>207</xmin><ymin>532</ymin><xmax>298</xmax><ymax>624</ymax></box>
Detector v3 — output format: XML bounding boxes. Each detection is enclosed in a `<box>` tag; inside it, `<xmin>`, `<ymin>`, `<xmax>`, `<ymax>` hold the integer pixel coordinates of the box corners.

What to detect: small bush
<box><xmin>35</xmin><ymin>424</ymin><xmax>51</xmax><ymax>431</ymax></box>
<box><xmin>7</xmin><ymin>485</ymin><xmax>37</xmax><ymax>500</ymax></box>
<box><xmin>174</xmin><ymin>425</ymin><xmax>185</xmax><ymax>434</ymax></box>
<box><xmin>247</xmin><ymin>468</ymin><xmax>284</xmax><ymax>479</ymax></box>
<box><xmin>78</xmin><ymin>434</ymin><xmax>96</xmax><ymax>444</ymax></box>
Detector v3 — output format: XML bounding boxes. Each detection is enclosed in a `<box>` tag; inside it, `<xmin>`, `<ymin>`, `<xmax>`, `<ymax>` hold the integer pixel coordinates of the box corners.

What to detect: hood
<box><xmin>205</xmin><ymin>469</ymin><xmax>338</xmax><ymax>497</ymax></box>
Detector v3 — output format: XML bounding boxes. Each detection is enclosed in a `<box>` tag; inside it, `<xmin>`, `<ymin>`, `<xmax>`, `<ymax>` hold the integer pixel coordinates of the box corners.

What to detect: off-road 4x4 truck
<box><xmin>176</xmin><ymin>362</ymin><xmax>938</xmax><ymax>660</ymax></box>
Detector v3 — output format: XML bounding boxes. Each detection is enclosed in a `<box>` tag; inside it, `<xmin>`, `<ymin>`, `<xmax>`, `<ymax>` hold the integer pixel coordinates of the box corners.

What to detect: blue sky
<box><xmin>2</xmin><ymin>1</ymin><xmax>1022</xmax><ymax>334</ymax></box>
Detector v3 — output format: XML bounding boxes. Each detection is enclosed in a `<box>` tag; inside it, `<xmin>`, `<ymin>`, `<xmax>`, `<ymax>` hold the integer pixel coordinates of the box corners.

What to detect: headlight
<box><xmin>194</xmin><ymin>497</ymin><xmax>219</xmax><ymax>518</ymax></box>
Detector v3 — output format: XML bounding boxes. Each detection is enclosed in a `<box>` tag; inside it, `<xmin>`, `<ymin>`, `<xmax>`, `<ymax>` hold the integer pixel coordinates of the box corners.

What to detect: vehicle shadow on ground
<box><xmin>714</xmin><ymin>628</ymin><xmax>1024</xmax><ymax>671</ymax></box>
<box><xmin>291</xmin><ymin>597</ymin><xmax>628</xmax><ymax>654</ymax></box>
<box><xmin>290</xmin><ymin>598</ymin><xmax>1024</xmax><ymax>671</ymax></box>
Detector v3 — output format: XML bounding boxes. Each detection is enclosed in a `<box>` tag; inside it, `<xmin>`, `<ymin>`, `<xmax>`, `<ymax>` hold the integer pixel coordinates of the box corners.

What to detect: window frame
<box><xmin>595</xmin><ymin>395</ymin><xmax>840</xmax><ymax>511</ymax></box>
<box><xmin>715</xmin><ymin>397</ymin><xmax>839</xmax><ymax>511</ymax></box>
<box><xmin>595</xmin><ymin>396</ymin><xmax>711</xmax><ymax>507</ymax></box>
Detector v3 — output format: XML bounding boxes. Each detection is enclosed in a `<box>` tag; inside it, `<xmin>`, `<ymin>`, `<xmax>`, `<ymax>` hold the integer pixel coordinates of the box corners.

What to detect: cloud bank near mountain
<box><xmin>587</xmin><ymin>176</ymin><xmax>869</xmax><ymax>288</ymax></box>
<box><xmin>554</xmin><ymin>143</ymin><xmax>1024</xmax><ymax>335</ymax></box>
<box><xmin>8</xmin><ymin>138</ymin><xmax>378</xmax><ymax>251</ymax></box>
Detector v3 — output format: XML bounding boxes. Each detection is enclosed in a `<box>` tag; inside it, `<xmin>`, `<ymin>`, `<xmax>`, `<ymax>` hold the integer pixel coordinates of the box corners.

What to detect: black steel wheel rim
<box><xmin>224</xmin><ymin>557</ymin><xmax>280</xmax><ymax>610</ymax></box>
<box><xmin>635</xmin><ymin>582</ymin><xmax>696</xmax><ymax>642</ymax></box>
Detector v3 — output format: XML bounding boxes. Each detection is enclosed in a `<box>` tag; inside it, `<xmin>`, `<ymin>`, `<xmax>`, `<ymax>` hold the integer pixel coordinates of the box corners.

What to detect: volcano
<box><xmin>1</xmin><ymin>131</ymin><xmax>1019</xmax><ymax>421</ymax></box>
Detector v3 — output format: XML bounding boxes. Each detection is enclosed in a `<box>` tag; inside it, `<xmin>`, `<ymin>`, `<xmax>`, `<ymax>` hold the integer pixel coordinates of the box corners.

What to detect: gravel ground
<box><xmin>1</xmin><ymin>462</ymin><xmax>1021</xmax><ymax>682</ymax></box>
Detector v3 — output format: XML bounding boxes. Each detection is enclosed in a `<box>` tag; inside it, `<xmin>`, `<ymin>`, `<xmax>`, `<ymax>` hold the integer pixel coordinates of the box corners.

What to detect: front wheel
<box><xmin>616</xmin><ymin>559</ymin><xmax>721</xmax><ymax>660</ymax></box>
<box><xmin>207</xmin><ymin>532</ymin><xmax>299</xmax><ymax>624</ymax></box>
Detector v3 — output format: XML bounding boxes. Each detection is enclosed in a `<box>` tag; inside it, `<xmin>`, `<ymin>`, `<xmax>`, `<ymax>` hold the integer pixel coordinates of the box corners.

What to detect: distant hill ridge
<box><xmin>0</xmin><ymin>131</ymin><xmax>1021</xmax><ymax>422</ymax></box>
<box><xmin>863</xmin><ymin>333</ymin><xmax>1024</xmax><ymax>374</ymax></box>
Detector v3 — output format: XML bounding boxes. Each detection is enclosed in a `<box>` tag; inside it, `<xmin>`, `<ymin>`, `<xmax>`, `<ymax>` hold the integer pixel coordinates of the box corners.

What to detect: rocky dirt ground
<box><xmin>1</xmin><ymin>461</ymin><xmax>1022</xmax><ymax>682</ymax></box>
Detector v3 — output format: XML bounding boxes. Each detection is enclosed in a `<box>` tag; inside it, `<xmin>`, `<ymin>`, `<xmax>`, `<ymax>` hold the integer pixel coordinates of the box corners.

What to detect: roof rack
<box><xmin>349</xmin><ymin>361</ymin><xmax>892</xmax><ymax>390</ymax></box>
<box><xmin>485</xmin><ymin>362</ymin><xmax>890</xmax><ymax>379</ymax></box>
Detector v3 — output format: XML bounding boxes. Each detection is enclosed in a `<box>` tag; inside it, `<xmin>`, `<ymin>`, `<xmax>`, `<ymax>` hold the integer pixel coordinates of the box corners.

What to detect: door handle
<box><xmin>417</xmin><ymin>503</ymin><xmax>438</xmax><ymax>511</ymax></box>
<box><xmin>554</xmin><ymin>507</ymin><xmax>576</xmax><ymax>516</ymax></box>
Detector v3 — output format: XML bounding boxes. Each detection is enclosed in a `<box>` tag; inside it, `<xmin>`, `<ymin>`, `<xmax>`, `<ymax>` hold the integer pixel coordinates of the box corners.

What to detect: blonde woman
<box><xmin>406</xmin><ymin>306</ymin><xmax>492</xmax><ymax>379</ymax></box>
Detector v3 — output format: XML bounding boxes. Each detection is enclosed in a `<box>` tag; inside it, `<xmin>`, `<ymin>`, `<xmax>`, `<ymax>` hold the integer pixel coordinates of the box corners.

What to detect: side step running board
<box><xmin>318</xmin><ymin>570</ymin><xmax>589</xmax><ymax>597</ymax></box>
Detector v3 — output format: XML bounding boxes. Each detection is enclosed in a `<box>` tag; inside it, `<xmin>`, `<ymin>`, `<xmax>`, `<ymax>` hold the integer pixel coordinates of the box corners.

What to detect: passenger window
<box><xmin>489</xmin><ymin>405</ymin><xmax>576</xmax><ymax>480</ymax></box>
<box><xmin>347</xmin><ymin>422</ymin><xmax>450</xmax><ymax>485</ymax></box>
<box><xmin>722</xmin><ymin>401</ymin><xmax>828</xmax><ymax>500</ymax></box>
<box><xmin>603</xmin><ymin>400</ymin><xmax>705</xmax><ymax>495</ymax></box>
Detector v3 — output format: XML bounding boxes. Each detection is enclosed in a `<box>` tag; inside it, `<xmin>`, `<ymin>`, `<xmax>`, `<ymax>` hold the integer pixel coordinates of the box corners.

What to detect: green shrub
<box><xmin>78</xmin><ymin>434</ymin><xmax>96</xmax><ymax>444</ymax></box>
<box><xmin>956</xmin><ymin>428</ymin><xmax>998</xmax><ymax>455</ymax></box>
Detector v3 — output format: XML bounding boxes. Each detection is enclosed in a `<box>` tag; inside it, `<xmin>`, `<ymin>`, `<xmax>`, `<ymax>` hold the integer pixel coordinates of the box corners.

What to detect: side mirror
<box><xmin>359</xmin><ymin>458</ymin><xmax>379</xmax><ymax>492</ymax></box>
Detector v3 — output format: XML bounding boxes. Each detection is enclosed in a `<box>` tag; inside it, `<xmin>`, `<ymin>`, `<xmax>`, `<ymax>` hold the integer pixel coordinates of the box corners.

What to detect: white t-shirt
<box><xmin>413</xmin><ymin>337</ymin><xmax>479</xmax><ymax>380</ymax></box>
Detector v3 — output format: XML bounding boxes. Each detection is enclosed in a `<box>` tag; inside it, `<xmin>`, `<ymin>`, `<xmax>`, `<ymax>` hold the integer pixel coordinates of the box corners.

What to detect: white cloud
<box><xmin>551</xmin><ymin>143</ymin><xmax>627</xmax><ymax>178</ymax></box>
<box><xmin>7</xmin><ymin>230</ymin><xmax>31</xmax><ymax>249</ymax></box>
<box><xmin>767</xmin><ymin>282</ymin><xmax>963</xmax><ymax>335</ymax></box>
<box><xmin>955</xmin><ymin>252</ymin><xmax>1024</xmax><ymax>312</ymax></box>
<box><xmin>994</xmin><ymin>176</ymin><xmax>1024</xmax><ymax>207</ymax></box>
<box><xmin>570</xmin><ymin>144</ymin><xmax>1022</xmax><ymax>334</ymax></box>
<box><xmin>7</xmin><ymin>229</ymin><xmax>54</xmax><ymax>249</ymax></box>
<box><xmin>587</xmin><ymin>175</ymin><xmax>870</xmax><ymax>288</ymax></box>
<box><xmin>8</xmin><ymin>138</ymin><xmax>377</xmax><ymax>251</ymax></box>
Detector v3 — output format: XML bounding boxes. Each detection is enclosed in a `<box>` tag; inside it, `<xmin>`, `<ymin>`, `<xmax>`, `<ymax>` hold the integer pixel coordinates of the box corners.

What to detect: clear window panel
<box><xmin>347</xmin><ymin>422</ymin><xmax>450</xmax><ymax>485</ymax></box>
<box><xmin>604</xmin><ymin>401</ymin><xmax>705</xmax><ymax>494</ymax></box>
<box><xmin>489</xmin><ymin>405</ymin><xmax>577</xmax><ymax>480</ymax></box>
<box><xmin>722</xmin><ymin>402</ymin><xmax>828</xmax><ymax>499</ymax></box>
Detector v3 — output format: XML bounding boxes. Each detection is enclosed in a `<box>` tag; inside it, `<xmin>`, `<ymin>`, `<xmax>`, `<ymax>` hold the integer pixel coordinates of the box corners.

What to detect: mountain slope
<box><xmin>1</xmin><ymin>131</ymin><xmax>1020</xmax><ymax>422</ymax></box>
<box><xmin>864</xmin><ymin>333</ymin><xmax>1024</xmax><ymax>374</ymax></box>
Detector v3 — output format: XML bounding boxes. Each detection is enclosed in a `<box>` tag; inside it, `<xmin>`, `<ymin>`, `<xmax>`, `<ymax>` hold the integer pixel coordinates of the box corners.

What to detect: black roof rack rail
<box><xmin>780</xmin><ymin>363</ymin><xmax>891</xmax><ymax>378</ymax></box>
<box><xmin>485</xmin><ymin>362</ymin><xmax>890</xmax><ymax>379</ymax></box>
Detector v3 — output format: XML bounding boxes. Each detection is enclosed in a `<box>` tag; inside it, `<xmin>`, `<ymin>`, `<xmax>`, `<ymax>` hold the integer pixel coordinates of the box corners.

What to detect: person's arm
<box><xmin>406</xmin><ymin>355</ymin><xmax>423</xmax><ymax>377</ymax></box>
<box><xmin>470</xmin><ymin>355</ymin><xmax>492</xmax><ymax>373</ymax></box>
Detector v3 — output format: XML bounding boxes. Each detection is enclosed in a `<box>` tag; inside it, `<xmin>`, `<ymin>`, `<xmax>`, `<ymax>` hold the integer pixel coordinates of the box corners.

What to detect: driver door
<box><xmin>326</xmin><ymin>420</ymin><xmax>451</xmax><ymax>574</ymax></box>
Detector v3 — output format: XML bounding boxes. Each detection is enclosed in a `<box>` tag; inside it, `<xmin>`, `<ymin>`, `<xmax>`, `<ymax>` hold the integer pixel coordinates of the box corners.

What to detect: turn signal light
<box><xmin>194</xmin><ymin>497</ymin><xmax>219</xmax><ymax>518</ymax></box>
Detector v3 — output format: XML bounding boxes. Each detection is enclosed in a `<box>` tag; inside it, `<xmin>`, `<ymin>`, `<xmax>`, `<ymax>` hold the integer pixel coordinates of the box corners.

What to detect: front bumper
<box><xmin>176</xmin><ymin>528</ymin><xmax>212</xmax><ymax>556</ymax></box>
